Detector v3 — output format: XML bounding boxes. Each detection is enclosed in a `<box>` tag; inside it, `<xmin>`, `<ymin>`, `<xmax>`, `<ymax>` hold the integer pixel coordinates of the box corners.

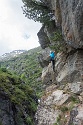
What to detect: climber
<box><xmin>49</xmin><ymin>51</ymin><xmax>56</xmax><ymax>72</ymax></box>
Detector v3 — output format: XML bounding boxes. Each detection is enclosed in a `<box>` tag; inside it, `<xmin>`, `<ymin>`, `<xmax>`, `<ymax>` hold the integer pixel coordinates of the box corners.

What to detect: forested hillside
<box><xmin>0</xmin><ymin>67</ymin><xmax>38</xmax><ymax>125</ymax></box>
<box><xmin>0</xmin><ymin>46</ymin><xmax>43</xmax><ymax>125</ymax></box>
<box><xmin>0</xmin><ymin>46</ymin><xmax>43</xmax><ymax>97</ymax></box>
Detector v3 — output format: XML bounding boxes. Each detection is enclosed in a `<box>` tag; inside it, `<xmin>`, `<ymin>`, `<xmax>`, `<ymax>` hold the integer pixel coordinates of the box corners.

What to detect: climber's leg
<box><xmin>52</xmin><ymin>60</ymin><xmax>55</xmax><ymax>72</ymax></box>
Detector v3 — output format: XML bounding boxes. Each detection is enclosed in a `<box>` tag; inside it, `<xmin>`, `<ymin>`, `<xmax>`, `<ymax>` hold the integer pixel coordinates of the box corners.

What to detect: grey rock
<box><xmin>51</xmin><ymin>0</ymin><xmax>83</xmax><ymax>49</ymax></box>
<box><xmin>70</xmin><ymin>82</ymin><xmax>83</xmax><ymax>94</ymax></box>
<box><xmin>38</xmin><ymin>47</ymin><xmax>51</xmax><ymax>68</ymax></box>
<box><xmin>37</xmin><ymin>26</ymin><xmax>50</xmax><ymax>49</ymax></box>
<box><xmin>56</xmin><ymin>50</ymin><xmax>83</xmax><ymax>83</ymax></box>
<box><xmin>68</xmin><ymin>105</ymin><xmax>83</xmax><ymax>125</ymax></box>
<box><xmin>0</xmin><ymin>95</ymin><xmax>14</xmax><ymax>125</ymax></box>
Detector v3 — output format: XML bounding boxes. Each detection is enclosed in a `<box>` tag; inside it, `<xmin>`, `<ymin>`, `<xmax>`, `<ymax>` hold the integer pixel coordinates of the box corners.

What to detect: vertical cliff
<box><xmin>36</xmin><ymin>0</ymin><xmax>83</xmax><ymax>125</ymax></box>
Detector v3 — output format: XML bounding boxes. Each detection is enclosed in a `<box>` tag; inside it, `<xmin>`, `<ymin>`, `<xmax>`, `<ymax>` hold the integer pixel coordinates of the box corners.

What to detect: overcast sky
<box><xmin>0</xmin><ymin>0</ymin><xmax>42</xmax><ymax>56</ymax></box>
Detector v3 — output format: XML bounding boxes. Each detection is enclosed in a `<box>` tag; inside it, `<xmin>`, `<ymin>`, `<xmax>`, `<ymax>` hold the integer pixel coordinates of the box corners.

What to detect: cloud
<box><xmin>0</xmin><ymin>0</ymin><xmax>42</xmax><ymax>56</ymax></box>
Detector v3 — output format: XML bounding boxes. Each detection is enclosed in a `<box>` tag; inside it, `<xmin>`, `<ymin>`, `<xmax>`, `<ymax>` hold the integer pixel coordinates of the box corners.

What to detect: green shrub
<box><xmin>60</xmin><ymin>106</ymin><xmax>68</xmax><ymax>112</ymax></box>
<box><xmin>53</xmin><ymin>115</ymin><xmax>61</xmax><ymax>125</ymax></box>
<box><xmin>49</xmin><ymin>29</ymin><xmax>64</xmax><ymax>53</ymax></box>
<box><xmin>52</xmin><ymin>30</ymin><xmax>63</xmax><ymax>42</ymax></box>
<box><xmin>70</xmin><ymin>96</ymin><xmax>80</xmax><ymax>103</ymax></box>
<box><xmin>1</xmin><ymin>67</ymin><xmax>7</xmax><ymax>72</ymax></box>
<box><xmin>26</xmin><ymin>116</ymin><xmax>33</xmax><ymax>125</ymax></box>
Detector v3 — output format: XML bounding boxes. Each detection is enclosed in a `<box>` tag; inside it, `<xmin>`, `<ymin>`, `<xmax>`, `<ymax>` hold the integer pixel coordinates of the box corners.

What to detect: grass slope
<box><xmin>0</xmin><ymin>68</ymin><xmax>38</xmax><ymax>125</ymax></box>
<box><xmin>0</xmin><ymin>47</ymin><xmax>43</xmax><ymax>97</ymax></box>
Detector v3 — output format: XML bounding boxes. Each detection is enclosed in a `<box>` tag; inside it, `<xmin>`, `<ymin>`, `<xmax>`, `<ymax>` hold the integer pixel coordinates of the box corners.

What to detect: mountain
<box><xmin>0</xmin><ymin>50</ymin><xmax>27</xmax><ymax>61</ymax></box>
<box><xmin>0</xmin><ymin>46</ymin><xmax>43</xmax><ymax>97</ymax></box>
<box><xmin>0</xmin><ymin>46</ymin><xmax>43</xmax><ymax>125</ymax></box>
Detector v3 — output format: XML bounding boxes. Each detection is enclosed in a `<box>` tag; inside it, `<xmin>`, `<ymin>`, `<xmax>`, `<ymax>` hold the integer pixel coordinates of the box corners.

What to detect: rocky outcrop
<box><xmin>38</xmin><ymin>47</ymin><xmax>51</xmax><ymax>68</ymax></box>
<box><xmin>0</xmin><ymin>70</ymin><xmax>38</xmax><ymax>125</ymax></box>
<box><xmin>56</xmin><ymin>50</ymin><xmax>83</xmax><ymax>83</ymax></box>
<box><xmin>68</xmin><ymin>105</ymin><xmax>83</xmax><ymax>125</ymax></box>
<box><xmin>37</xmin><ymin>41</ymin><xmax>83</xmax><ymax>121</ymax></box>
<box><xmin>0</xmin><ymin>89</ymin><xmax>24</xmax><ymax>125</ymax></box>
<box><xmin>0</xmin><ymin>94</ymin><xmax>14</xmax><ymax>125</ymax></box>
<box><xmin>36</xmin><ymin>48</ymin><xmax>83</xmax><ymax>125</ymax></box>
<box><xmin>37</xmin><ymin>26</ymin><xmax>50</xmax><ymax>49</ymax></box>
<box><xmin>36</xmin><ymin>0</ymin><xmax>83</xmax><ymax>121</ymax></box>
<box><xmin>51</xmin><ymin>0</ymin><xmax>83</xmax><ymax>49</ymax></box>
<box><xmin>35</xmin><ymin>82</ymin><xmax>83</xmax><ymax>125</ymax></box>
<box><xmin>38</xmin><ymin>0</ymin><xmax>83</xmax><ymax>51</ymax></box>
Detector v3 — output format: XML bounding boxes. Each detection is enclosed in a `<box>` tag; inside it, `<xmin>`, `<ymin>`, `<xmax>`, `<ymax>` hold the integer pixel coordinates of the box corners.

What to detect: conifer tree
<box><xmin>22</xmin><ymin>0</ymin><xmax>53</xmax><ymax>24</ymax></box>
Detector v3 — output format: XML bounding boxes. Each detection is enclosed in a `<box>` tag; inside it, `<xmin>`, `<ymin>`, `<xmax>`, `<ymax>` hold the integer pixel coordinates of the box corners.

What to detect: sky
<box><xmin>0</xmin><ymin>0</ymin><xmax>42</xmax><ymax>56</ymax></box>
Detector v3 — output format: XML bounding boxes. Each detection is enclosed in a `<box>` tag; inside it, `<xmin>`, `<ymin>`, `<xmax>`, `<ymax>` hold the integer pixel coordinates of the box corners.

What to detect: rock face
<box><xmin>68</xmin><ymin>105</ymin><xmax>83</xmax><ymax>125</ymax></box>
<box><xmin>0</xmin><ymin>92</ymin><xmax>25</xmax><ymax>125</ymax></box>
<box><xmin>51</xmin><ymin>0</ymin><xmax>83</xmax><ymax>48</ymax></box>
<box><xmin>36</xmin><ymin>51</ymin><xmax>83</xmax><ymax>124</ymax></box>
<box><xmin>35</xmin><ymin>83</ymin><xmax>83</xmax><ymax>125</ymax></box>
<box><xmin>56</xmin><ymin>50</ymin><xmax>83</xmax><ymax>83</ymax></box>
<box><xmin>35</xmin><ymin>104</ymin><xmax>60</xmax><ymax>125</ymax></box>
<box><xmin>0</xmin><ymin>95</ymin><xmax>14</xmax><ymax>125</ymax></box>
<box><xmin>35</xmin><ymin>85</ymin><xmax>62</xmax><ymax>125</ymax></box>
<box><xmin>38</xmin><ymin>47</ymin><xmax>51</xmax><ymax>68</ymax></box>
<box><xmin>37</xmin><ymin>26</ymin><xmax>50</xmax><ymax>49</ymax></box>
<box><xmin>36</xmin><ymin>0</ymin><xmax>83</xmax><ymax>124</ymax></box>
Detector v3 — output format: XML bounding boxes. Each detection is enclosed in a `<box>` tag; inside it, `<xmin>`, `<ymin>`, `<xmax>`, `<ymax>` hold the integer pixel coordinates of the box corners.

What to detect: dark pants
<box><xmin>50</xmin><ymin>59</ymin><xmax>55</xmax><ymax>71</ymax></box>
